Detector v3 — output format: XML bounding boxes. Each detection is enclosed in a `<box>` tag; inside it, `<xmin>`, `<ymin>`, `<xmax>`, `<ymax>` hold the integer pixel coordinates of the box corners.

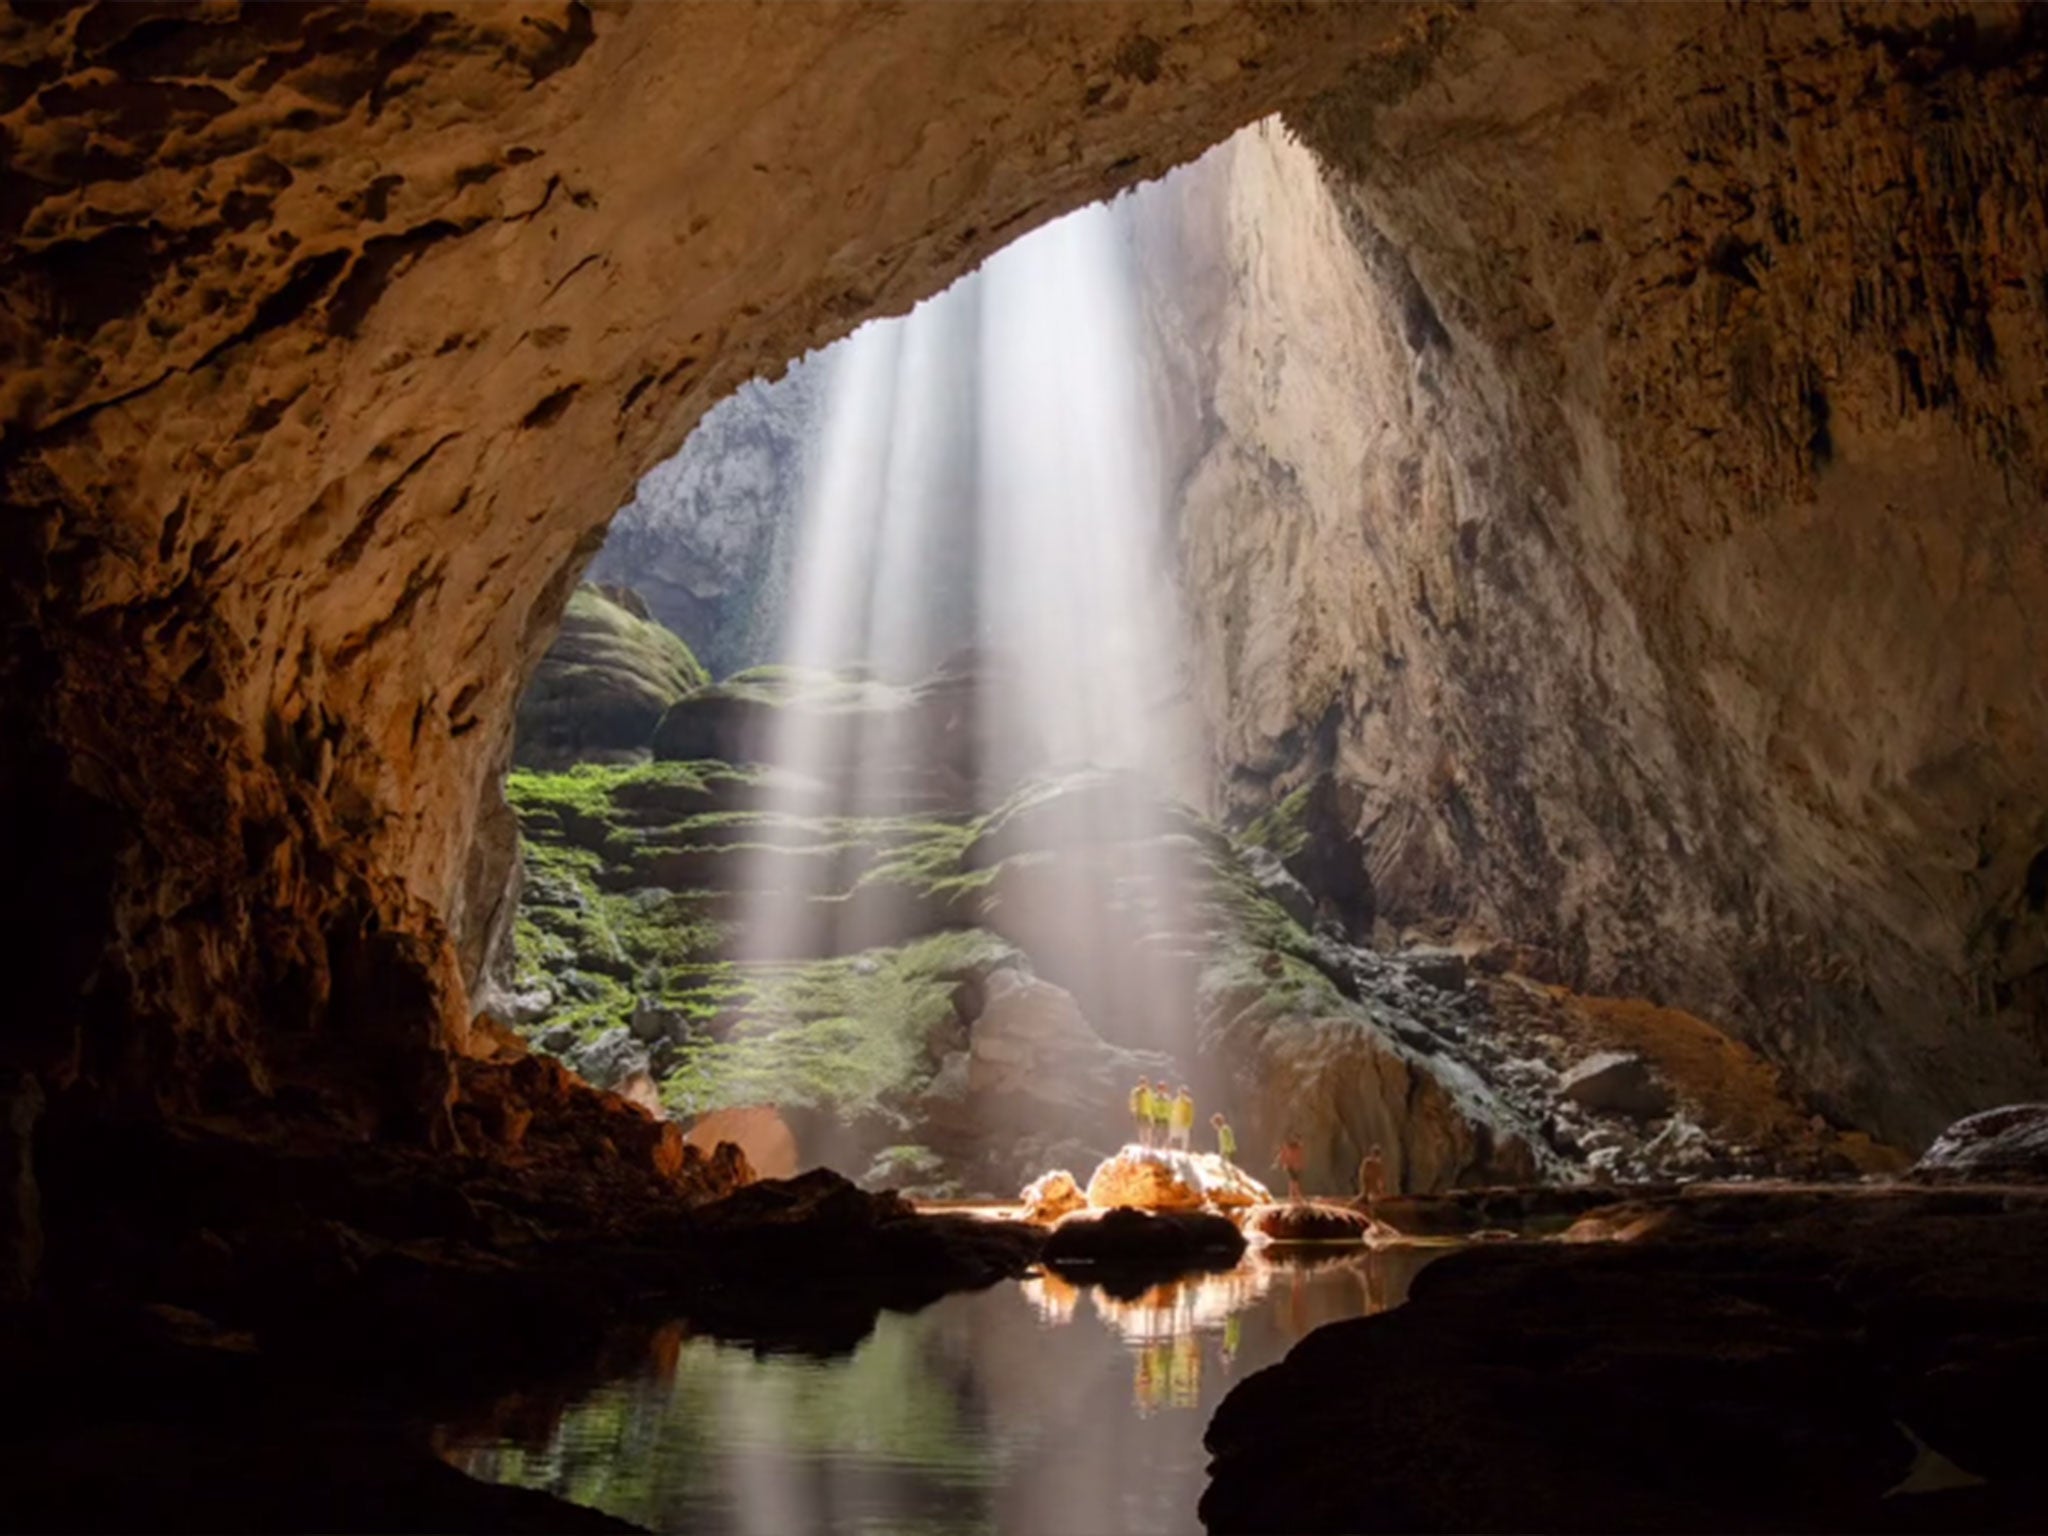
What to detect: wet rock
<box><xmin>1912</xmin><ymin>1103</ymin><xmax>2048</xmax><ymax>1182</ymax></box>
<box><xmin>1019</xmin><ymin>1169</ymin><xmax>1088</xmax><ymax>1224</ymax></box>
<box><xmin>1204</xmin><ymin>1185</ymin><xmax>2048</xmax><ymax>1533</ymax></box>
<box><xmin>687</xmin><ymin>1170</ymin><xmax>1044</xmax><ymax>1347</ymax></box>
<box><xmin>1559</xmin><ymin>1051</ymin><xmax>1674</xmax><ymax>1120</ymax></box>
<box><xmin>1242</xmin><ymin>1200</ymin><xmax>1380</xmax><ymax>1245</ymax></box>
<box><xmin>1043</xmin><ymin>1206</ymin><xmax>1246</xmax><ymax>1281</ymax></box>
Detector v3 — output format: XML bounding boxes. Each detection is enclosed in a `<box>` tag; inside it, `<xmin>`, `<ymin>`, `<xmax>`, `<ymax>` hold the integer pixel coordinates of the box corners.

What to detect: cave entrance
<box><xmin>496</xmin><ymin>133</ymin><xmax>1249</xmax><ymax>1199</ymax></box>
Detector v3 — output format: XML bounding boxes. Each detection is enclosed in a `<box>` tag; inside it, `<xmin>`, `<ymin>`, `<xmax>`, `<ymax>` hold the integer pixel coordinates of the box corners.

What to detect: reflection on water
<box><xmin>444</xmin><ymin>1247</ymin><xmax>1446</xmax><ymax>1535</ymax></box>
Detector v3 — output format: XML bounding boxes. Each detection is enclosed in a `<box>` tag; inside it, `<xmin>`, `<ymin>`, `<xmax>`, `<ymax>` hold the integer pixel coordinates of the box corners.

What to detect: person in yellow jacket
<box><xmin>1170</xmin><ymin>1085</ymin><xmax>1196</xmax><ymax>1152</ymax></box>
<box><xmin>1211</xmin><ymin>1111</ymin><xmax>1238</xmax><ymax>1163</ymax></box>
<box><xmin>1129</xmin><ymin>1079</ymin><xmax>1155</xmax><ymax>1147</ymax></box>
<box><xmin>1150</xmin><ymin>1079</ymin><xmax>1174</xmax><ymax>1147</ymax></box>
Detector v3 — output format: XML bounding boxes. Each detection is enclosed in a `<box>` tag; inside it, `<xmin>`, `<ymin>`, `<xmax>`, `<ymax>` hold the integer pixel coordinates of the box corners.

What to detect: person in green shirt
<box><xmin>1129</xmin><ymin>1079</ymin><xmax>1154</xmax><ymax>1147</ymax></box>
<box><xmin>1150</xmin><ymin>1079</ymin><xmax>1174</xmax><ymax>1148</ymax></box>
<box><xmin>1171</xmin><ymin>1085</ymin><xmax>1196</xmax><ymax>1152</ymax></box>
<box><xmin>1211</xmin><ymin>1111</ymin><xmax>1238</xmax><ymax>1163</ymax></box>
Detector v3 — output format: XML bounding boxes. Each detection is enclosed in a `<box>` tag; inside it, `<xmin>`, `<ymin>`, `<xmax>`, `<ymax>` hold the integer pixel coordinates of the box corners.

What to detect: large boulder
<box><xmin>1911</xmin><ymin>1104</ymin><xmax>2048</xmax><ymax>1183</ymax></box>
<box><xmin>1559</xmin><ymin>1052</ymin><xmax>1675</xmax><ymax>1120</ymax></box>
<box><xmin>514</xmin><ymin>584</ymin><xmax>708</xmax><ymax>769</ymax></box>
<box><xmin>1043</xmin><ymin>1206</ymin><xmax>1247</xmax><ymax>1280</ymax></box>
<box><xmin>1084</xmin><ymin>1146</ymin><xmax>1271</xmax><ymax>1212</ymax></box>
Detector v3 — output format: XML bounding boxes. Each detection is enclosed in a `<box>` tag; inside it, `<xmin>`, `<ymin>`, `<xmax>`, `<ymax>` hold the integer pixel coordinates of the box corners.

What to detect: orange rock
<box><xmin>685</xmin><ymin>1105</ymin><xmax>799</xmax><ymax>1180</ymax></box>
<box><xmin>1020</xmin><ymin>1169</ymin><xmax>1088</xmax><ymax>1224</ymax></box>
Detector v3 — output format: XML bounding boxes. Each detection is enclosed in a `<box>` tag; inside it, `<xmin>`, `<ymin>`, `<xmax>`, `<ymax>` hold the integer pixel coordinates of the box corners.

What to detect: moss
<box><xmin>1240</xmin><ymin>783</ymin><xmax>1312</xmax><ymax>861</ymax></box>
<box><xmin>656</xmin><ymin>929</ymin><xmax>1012</xmax><ymax>1121</ymax></box>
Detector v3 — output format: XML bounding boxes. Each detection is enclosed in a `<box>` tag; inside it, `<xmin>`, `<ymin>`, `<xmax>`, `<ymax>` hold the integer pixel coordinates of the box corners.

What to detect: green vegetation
<box><xmin>658</xmin><ymin>929</ymin><xmax>1011</xmax><ymax>1121</ymax></box>
<box><xmin>1239</xmin><ymin>782</ymin><xmax>1312</xmax><ymax>861</ymax></box>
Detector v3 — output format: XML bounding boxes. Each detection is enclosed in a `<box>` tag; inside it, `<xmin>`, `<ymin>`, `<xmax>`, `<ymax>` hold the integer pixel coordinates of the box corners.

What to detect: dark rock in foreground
<box><xmin>1910</xmin><ymin>1102</ymin><xmax>2048</xmax><ymax>1182</ymax></box>
<box><xmin>1043</xmin><ymin>1206</ymin><xmax>1245</xmax><ymax>1291</ymax></box>
<box><xmin>1202</xmin><ymin>1183</ymin><xmax>2048</xmax><ymax>1533</ymax></box>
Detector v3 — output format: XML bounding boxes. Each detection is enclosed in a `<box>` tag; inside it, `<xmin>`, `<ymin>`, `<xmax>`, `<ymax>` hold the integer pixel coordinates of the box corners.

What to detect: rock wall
<box><xmin>587</xmin><ymin>358</ymin><xmax>822</xmax><ymax>678</ymax></box>
<box><xmin>1156</xmin><ymin>10</ymin><xmax>2048</xmax><ymax>1147</ymax></box>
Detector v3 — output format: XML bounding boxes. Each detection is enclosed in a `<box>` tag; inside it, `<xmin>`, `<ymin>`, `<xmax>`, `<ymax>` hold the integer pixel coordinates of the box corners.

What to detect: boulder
<box><xmin>1019</xmin><ymin>1169</ymin><xmax>1088</xmax><ymax>1224</ymax></box>
<box><xmin>1243</xmin><ymin>1200</ymin><xmax>1381</xmax><ymax>1244</ymax></box>
<box><xmin>1559</xmin><ymin>1052</ymin><xmax>1674</xmax><ymax>1120</ymax></box>
<box><xmin>1912</xmin><ymin>1103</ymin><xmax>2048</xmax><ymax>1182</ymax></box>
<box><xmin>1084</xmin><ymin>1146</ymin><xmax>1272</xmax><ymax>1212</ymax></box>
<box><xmin>629</xmin><ymin>1000</ymin><xmax>688</xmax><ymax>1045</ymax></box>
<box><xmin>1043</xmin><ymin>1206</ymin><xmax>1247</xmax><ymax>1280</ymax></box>
<box><xmin>567</xmin><ymin>1027</ymin><xmax>650</xmax><ymax>1092</ymax></box>
<box><xmin>514</xmin><ymin>584</ymin><xmax>708</xmax><ymax>769</ymax></box>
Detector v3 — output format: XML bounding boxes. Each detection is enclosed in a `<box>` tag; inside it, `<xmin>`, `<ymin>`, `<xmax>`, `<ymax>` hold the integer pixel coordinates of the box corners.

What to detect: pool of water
<box><xmin>442</xmin><ymin>1244</ymin><xmax>1448</xmax><ymax>1535</ymax></box>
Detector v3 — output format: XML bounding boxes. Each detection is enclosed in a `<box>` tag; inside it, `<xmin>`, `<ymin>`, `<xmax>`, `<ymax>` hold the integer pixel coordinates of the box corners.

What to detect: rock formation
<box><xmin>1083</xmin><ymin>1146</ymin><xmax>1271</xmax><ymax>1213</ymax></box>
<box><xmin>1204</xmin><ymin>1180</ymin><xmax>2048</xmax><ymax>1532</ymax></box>
<box><xmin>512</xmin><ymin>583</ymin><xmax>706</xmax><ymax>770</ymax></box>
<box><xmin>1149</xmin><ymin>19</ymin><xmax>2048</xmax><ymax>1149</ymax></box>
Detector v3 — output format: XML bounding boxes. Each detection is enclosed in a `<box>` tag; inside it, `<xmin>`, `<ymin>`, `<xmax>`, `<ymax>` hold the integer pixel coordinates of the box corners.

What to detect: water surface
<box><xmin>445</xmin><ymin>1245</ymin><xmax>1445</xmax><ymax>1535</ymax></box>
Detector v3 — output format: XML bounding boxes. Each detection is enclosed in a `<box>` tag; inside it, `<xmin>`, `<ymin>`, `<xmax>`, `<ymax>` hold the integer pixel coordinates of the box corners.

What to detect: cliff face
<box><xmin>0</xmin><ymin>0</ymin><xmax>2042</xmax><ymax>1205</ymax></box>
<box><xmin>588</xmin><ymin>359</ymin><xmax>822</xmax><ymax>678</ymax></box>
<box><xmin>1158</xmin><ymin>10</ymin><xmax>2048</xmax><ymax>1147</ymax></box>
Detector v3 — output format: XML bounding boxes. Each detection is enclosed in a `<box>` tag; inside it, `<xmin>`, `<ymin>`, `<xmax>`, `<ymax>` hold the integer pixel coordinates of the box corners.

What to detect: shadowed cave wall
<box><xmin>0</xmin><ymin>0</ymin><xmax>2044</xmax><ymax>1269</ymax></box>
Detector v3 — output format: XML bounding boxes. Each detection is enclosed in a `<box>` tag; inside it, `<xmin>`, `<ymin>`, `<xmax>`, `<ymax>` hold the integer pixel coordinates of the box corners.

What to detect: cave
<box><xmin>3</xmin><ymin>3</ymin><xmax>2047</xmax><ymax>1532</ymax></box>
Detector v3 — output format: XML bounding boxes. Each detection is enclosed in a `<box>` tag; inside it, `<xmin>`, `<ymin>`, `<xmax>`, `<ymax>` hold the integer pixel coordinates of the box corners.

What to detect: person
<box><xmin>1211</xmin><ymin>1111</ymin><xmax>1238</xmax><ymax>1163</ymax></box>
<box><xmin>1273</xmin><ymin>1132</ymin><xmax>1306</xmax><ymax>1200</ymax></box>
<box><xmin>1356</xmin><ymin>1143</ymin><xmax>1386</xmax><ymax>1204</ymax></box>
<box><xmin>1130</xmin><ymin>1078</ymin><xmax>1155</xmax><ymax>1147</ymax></box>
<box><xmin>1150</xmin><ymin>1079</ymin><xmax>1174</xmax><ymax>1149</ymax></box>
<box><xmin>1171</xmin><ymin>1085</ymin><xmax>1196</xmax><ymax>1152</ymax></box>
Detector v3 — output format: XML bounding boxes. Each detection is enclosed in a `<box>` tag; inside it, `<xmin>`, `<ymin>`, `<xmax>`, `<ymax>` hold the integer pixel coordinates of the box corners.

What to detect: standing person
<box><xmin>1130</xmin><ymin>1078</ymin><xmax>1155</xmax><ymax>1147</ymax></box>
<box><xmin>1150</xmin><ymin>1080</ymin><xmax>1174</xmax><ymax>1149</ymax></box>
<box><xmin>1356</xmin><ymin>1144</ymin><xmax>1387</xmax><ymax>1205</ymax></box>
<box><xmin>1211</xmin><ymin>1111</ymin><xmax>1238</xmax><ymax>1164</ymax></box>
<box><xmin>1171</xmin><ymin>1085</ymin><xmax>1196</xmax><ymax>1152</ymax></box>
<box><xmin>1273</xmin><ymin>1132</ymin><xmax>1306</xmax><ymax>1200</ymax></box>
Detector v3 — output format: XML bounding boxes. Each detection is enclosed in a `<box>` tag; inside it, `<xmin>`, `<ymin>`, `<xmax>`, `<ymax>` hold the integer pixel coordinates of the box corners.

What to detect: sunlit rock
<box><xmin>1085</xmin><ymin>1146</ymin><xmax>1272</xmax><ymax>1212</ymax></box>
<box><xmin>1020</xmin><ymin>1169</ymin><xmax>1088</xmax><ymax>1224</ymax></box>
<box><xmin>685</xmin><ymin>1106</ymin><xmax>799</xmax><ymax>1181</ymax></box>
